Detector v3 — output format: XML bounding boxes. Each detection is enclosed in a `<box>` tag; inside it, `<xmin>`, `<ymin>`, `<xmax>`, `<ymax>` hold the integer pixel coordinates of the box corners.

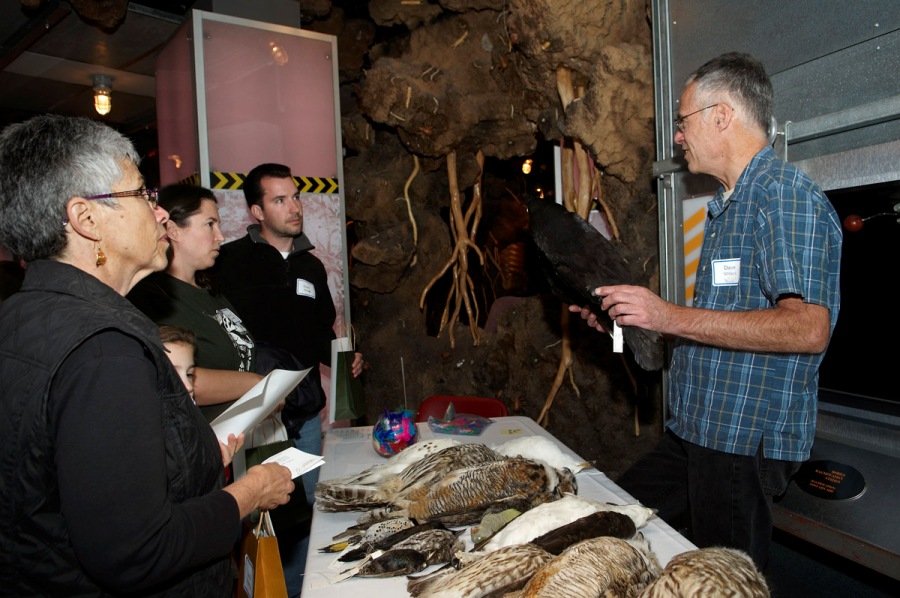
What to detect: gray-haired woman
<box><xmin>0</xmin><ymin>114</ymin><xmax>294</xmax><ymax>596</ymax></box>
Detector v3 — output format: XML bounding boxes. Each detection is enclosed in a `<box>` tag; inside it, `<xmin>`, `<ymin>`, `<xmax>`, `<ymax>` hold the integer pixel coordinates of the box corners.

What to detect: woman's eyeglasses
<box><xmin>84</xmin><ymin>186</ymin><xmax>159</xmax><ymax>209</ymax></box>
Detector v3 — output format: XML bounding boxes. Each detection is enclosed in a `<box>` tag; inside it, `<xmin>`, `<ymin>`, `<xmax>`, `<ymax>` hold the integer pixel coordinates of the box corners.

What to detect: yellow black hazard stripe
<box><xmin>177</xmin><ymin>173</ymin><xmax>201</xmax><ymax>186</ymax></box>
<box><xmin>294</xmin><ymin>176</ymin><xmax>339</xmax><ymax>194</ymax></box>
<box><xmin>193</xmin><ymin>172</ymin><xmax>340</xmax><ymax>193</ymax></box>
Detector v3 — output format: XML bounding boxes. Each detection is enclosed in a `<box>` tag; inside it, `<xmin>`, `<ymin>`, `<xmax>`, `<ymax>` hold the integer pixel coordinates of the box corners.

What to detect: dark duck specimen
<box><xmin>338</xmin><ymin>521</ymin><xmax>452</xmax><ymax>562</ymax></box>
<box><xmin>523</xmin><ymin>193</ymin><xmax>665</xmax><ymax>371</ymax></box>
<box><xmin>343</xmin><ymin>528</ymin><xmax>467</xmax><ymax>580</ymax></box>
<box><xmin>351</xmin><ymin>548</ymin><xmax>430</xmax><ymax>578</ymax></box>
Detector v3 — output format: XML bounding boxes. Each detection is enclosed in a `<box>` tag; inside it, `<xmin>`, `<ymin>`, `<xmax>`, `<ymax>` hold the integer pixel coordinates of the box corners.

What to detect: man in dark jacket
<box><xmin>212</xmin><ymin>163</ymin><xmax>363</xmax><ymax>596</ymax></box>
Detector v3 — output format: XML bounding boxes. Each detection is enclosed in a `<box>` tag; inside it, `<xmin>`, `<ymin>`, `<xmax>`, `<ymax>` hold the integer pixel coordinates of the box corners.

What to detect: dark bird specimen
<box><xmin>340</xmin><ymin>529</ymin><xmax>465</xmax><ymax>580</ymax></box>
<box><xmin>530</xmin><ymin>509</ymin><xmax>637</xmax><ymax>555</ymax></box>
<box><xmin>524</xmin><ymin>194</ymin><xmax>665</xmax><ymax>371</ymax></box>
<box><xmin>338</xmin><ymin>521</ymin><xmax>448</xmax><ymax>562</ymax></box>
<box><xmin>352</xmin><ymin>548</ymin><xmax>429</xmax><ymax>578</ymax></box>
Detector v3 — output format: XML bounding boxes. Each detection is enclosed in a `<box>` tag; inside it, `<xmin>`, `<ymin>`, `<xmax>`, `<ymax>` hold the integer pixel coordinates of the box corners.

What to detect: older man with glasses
<box><xmin>572</xmin><ymin>52</ymin><xmax>842</xmax><ymax>573</ymax></box>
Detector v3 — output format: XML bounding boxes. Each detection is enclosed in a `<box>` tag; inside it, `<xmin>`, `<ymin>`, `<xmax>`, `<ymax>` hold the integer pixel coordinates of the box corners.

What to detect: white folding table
<box><xmin>300</xmin><ymin>415</ymin><xmax>696</xmax><ymax>596</ymax></box>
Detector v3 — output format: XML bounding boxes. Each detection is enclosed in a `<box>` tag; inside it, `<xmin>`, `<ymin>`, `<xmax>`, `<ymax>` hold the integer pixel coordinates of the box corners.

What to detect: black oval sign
<box><xmin>793</xmin><ymin>459</ymin><xmax>866</xmax><ymax>501</ymax></box>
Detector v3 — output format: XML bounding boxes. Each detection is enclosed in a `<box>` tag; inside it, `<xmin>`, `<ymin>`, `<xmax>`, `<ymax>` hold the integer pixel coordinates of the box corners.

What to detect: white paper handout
<box><xmin>262</xmin><ymin>446</ymin><xmax>325</xmax><ymax>479</ymax></box>
<box><xmin>211</xmin><ymin>368</ymin><xmax>311</xmax><ymax>444</ymax></box>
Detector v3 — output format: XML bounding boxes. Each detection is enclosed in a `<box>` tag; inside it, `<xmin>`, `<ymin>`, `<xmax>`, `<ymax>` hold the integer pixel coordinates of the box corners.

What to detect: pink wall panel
<box><xmin>202</xmin><ymin>19</ymin><xmax>338</xmax><ymax>178</ymax></box>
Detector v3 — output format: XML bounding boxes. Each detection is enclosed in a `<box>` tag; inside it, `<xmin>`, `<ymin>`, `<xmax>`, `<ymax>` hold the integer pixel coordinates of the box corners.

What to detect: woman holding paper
<box><xmin>128</xmin><ymin>184</ymin><xmax>266</xmax><ymax>422</ymax></box>
<box><xmin>0</xmin><ymin>115</ymin><xmax>293</xmax><ymax>595</ymax></box>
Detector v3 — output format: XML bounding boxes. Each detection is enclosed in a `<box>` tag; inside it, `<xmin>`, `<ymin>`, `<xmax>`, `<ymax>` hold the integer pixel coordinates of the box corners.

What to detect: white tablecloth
<box><xmin>300</xmin><ymin>416</ymin><xmax>696</xmax><ymax>596</ymax></box>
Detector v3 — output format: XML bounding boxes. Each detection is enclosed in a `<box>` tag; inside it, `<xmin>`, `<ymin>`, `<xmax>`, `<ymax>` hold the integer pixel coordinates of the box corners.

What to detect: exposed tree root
<box><xmin>403</xmin><ymin>153</ymin><xmax>420</xmax><ymax>265</ymax></box>
<box><xmin>419</xmin><ymin>150</ymin><xmax>485</xmax><ymax>348</ymax></box>
<box><xmin>536</xmin><ymin>307</ymin><xmax>581</xmax><ymax>427</ymax></box>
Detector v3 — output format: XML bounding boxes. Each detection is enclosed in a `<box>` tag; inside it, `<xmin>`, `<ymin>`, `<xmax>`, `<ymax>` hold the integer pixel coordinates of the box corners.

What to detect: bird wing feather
<box><xmin>525</xmin><ymin>194</ymin><xmax>665</xmax><ymax>371</ymax></box>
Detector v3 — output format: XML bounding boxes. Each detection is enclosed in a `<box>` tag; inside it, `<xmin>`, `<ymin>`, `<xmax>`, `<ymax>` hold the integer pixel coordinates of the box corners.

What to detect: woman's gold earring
<box><xmin>95</xmin><ymin>242</ymin><xmax>107</xmax><ymax>267</ymax></box>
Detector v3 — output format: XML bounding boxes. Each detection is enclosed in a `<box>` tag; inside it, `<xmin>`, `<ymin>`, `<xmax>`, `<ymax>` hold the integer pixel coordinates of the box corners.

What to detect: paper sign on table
<box><xmin>262</xmin><ymin>446</ymin><xmax>325</xmax><ymax>479</ymax></box>
<box><xmin>210</xmin><ymin>368</ymin><xmax>311</xmax><ymax>444</ymax></box>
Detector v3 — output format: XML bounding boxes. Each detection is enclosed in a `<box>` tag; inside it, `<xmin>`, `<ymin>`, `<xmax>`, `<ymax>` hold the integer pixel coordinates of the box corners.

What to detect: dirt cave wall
<box><xmin>301</xmin><ymin>0</ymin><xmax>664</xmax><ymax>479</ymax></box>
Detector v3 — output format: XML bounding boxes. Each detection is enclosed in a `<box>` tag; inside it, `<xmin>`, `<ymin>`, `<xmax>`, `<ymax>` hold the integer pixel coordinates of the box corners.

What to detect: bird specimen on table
<box><xmin>341</xmin><ymin>528</ymin><xmax>466</xmax><ymax>579</ymax></box>
<box><xmin>318</xmin><ymin>516</ymin><xmax>415</xmax><ymax>554</ymax></box>
<box><xmin>391</xmin><ymin>456</ymin><xmax>577</xmax><ymax>527</ymax></box>
<box><xmin>524</xmin><ymin>193</ymin><xmax>665</xmax><ymax>371</ymax></box>
<box><xmin>337</xmin><ymin>521</ymin><xmax>453</xmax><ymax>562</ymax></box>
<box><xmin>350</xmin><ymin>548</ymin><xmax>430</xmax><ymax>578</ymax></box>
<box><xmin>408</xmin><ymin>543</ymin><xmax>554</xmax><ymax>598</ymax></box>
<box><xmin>507</xmin><ymin>534</ymin><xmax>662</xmax><ymax>598</ymax></box>
<box><xmin>388</xmin><ymin>528</ymin><xmax>465</xmax><ymax>564</ymax></box>
<box><xmin>315</xmin><ymin>442</ymin><xmax>501</xmax><ymax>513</ymax></box>
<box><xmin>491</xmin><ymin>435</ymin><xmax>592</xmax><ymax>473</ymax></box>
<box><xmin>314</xmin><ymin>438</ymin><xmax>461</xmax><ymax>512</ymax></box>
<box><xmin>638</xmin><ymin>547</ymin><xmax>770</xmax><ymax>598</ymax></box>
<box><xmin>377</xmin><ymin>443</ymin><xmax>504</xmax><ymax>503</ymax></box>
<box><xmin>529</xmin><ymin>509</ymin><xmax>637</xmax><ymax>555</ymax></box>
<box><xmin>470</xmin><ymin>507</ymin><xmax>523</xmax><ymax>544</ymax></box>
<box><xmin>476</xmin><ymin>493</ymin><xmax>654</xmax><ymax>552</ymax></box>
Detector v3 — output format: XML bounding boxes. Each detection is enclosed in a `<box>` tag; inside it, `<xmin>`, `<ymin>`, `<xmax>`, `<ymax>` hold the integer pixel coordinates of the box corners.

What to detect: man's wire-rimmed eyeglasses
<box><xmin>673</xmin><ymin>103</ymin><xmax>719</xmax><ymax>133</ymax></box>
<box><xmin>84</xmin><ymin>186</ymin><xmax>159</xmax><ymax>209</ymax></box>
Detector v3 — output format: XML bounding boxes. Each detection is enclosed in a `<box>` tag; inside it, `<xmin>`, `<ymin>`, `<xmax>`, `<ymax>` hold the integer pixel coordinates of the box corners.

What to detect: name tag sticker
<box><xmin>296</xmin><ymin>278</ymin><xmax>316</xmax><ymax>298</ymax></box>
<box><xmin>712</xmin><ymin>258</ymin><xmax>740</xmax><ymax>286</ymax></box>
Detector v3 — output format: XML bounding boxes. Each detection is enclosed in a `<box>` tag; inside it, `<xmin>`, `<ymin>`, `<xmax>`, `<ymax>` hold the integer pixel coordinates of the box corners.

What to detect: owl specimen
<box><xmin>638</xmin><ymin>546</ymin><xmax>770</xmax><ymax>598</ymax></box>
<box><xmin>408</xmin><ymin>543</ymin><xmax>553</xmax><ymax>598</ymax></box>
<box><xmin>394</xmin><ymin>456</ymin><xmax>577</xmax><ymax>526</ymax></box>
<box><xmin>318</xmin><ymin>440</ymin><xmax>577</xmax><ymax>530</ymax></box>
<box><xmin>510</xmin><ymin>534</ymin><xmax>662</xmax><ymax>597</ymax></box>
<box><xmin>315</xmin><ymin>442</ymin><xmax>500</xmax><ymax>512</ymax></box>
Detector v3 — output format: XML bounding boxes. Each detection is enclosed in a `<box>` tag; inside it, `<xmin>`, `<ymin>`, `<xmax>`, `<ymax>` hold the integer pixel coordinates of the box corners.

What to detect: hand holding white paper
<box><xmin>210</xmin><ymin>368</ymin><xmax>311</xmax><ymax>444</ymax></box>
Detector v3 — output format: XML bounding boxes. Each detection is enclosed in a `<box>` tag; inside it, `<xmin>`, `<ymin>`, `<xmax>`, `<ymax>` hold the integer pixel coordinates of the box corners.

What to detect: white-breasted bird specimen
<box><xmin>408</xmin><ymin>543</ymin><xmax>554</xmax><ymax>598</ymax></box>
<box><xmin>510</xmin><ymin>534</ymin><xmax>662</xmax><ymax>597</ymax></box>
<box><xmin>478</xmin><ymin>493</ymin><xmax>654</xmax><ymax>552</ymax></box>
<box><xmin>638</xmin><ymin>547</ymin><xmax>770</xmax><ymax>598</ymax></box>
<box><xmin>318</xmin><ymin>516</ymin><xmax>415</xmax><ymax>553</ymax></box>
<box><xmin>320</xmin><ymin>438</ymin><xmax>459</xmax><ymax>488</ymax></box>
<box><xmin>492</xmin><ymin>435</ymin><xmax>592</xmax><ymax>473</ymax></box>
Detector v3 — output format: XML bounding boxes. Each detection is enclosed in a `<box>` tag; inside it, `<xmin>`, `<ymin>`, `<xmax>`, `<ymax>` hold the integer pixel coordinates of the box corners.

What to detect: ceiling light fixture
<box><xmin>92</xmin><ymin>74</ymin><xmax>112</xmax><ymax>116</ymax></box>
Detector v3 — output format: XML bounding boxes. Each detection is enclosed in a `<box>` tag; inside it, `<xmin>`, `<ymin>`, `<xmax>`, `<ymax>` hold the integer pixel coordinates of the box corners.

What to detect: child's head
<box><xmin>159</xmin><ymin>325</ymin><xmax>197</xmax><ymax>398</ymax></box>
